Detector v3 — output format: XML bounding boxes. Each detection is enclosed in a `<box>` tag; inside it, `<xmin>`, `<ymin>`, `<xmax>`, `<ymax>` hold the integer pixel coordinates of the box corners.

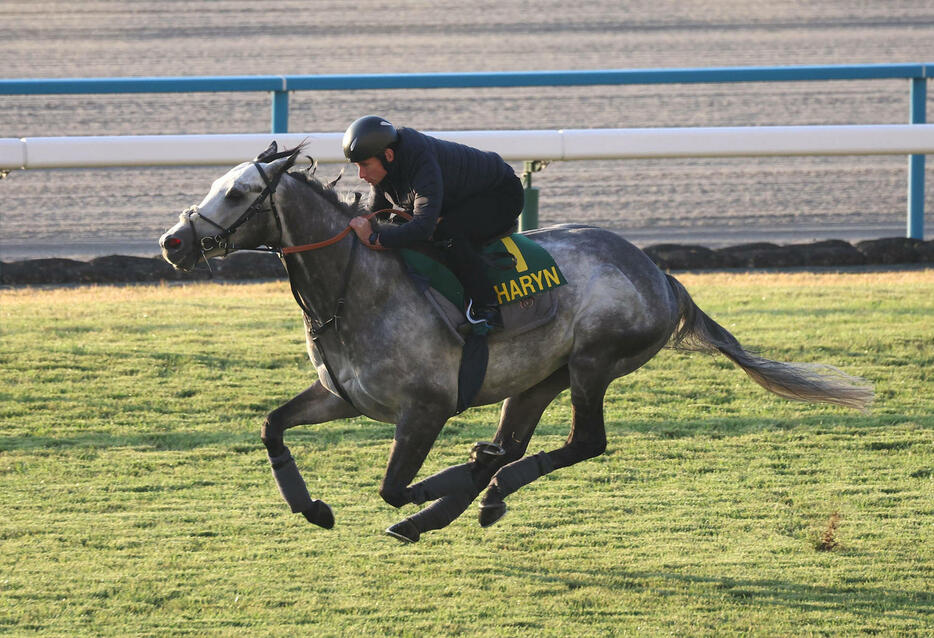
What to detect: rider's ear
<box><xmin>384</xmin><ymin>148</ymin><xmax>395</xmax><ymax>163</ymax></box>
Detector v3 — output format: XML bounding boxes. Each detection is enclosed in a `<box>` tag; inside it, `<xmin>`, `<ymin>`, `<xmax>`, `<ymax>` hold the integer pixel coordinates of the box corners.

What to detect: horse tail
<box><xmin>664</xmin><ymin>275</ymin><xmax>874</xmax><ymax>412</ymax></box>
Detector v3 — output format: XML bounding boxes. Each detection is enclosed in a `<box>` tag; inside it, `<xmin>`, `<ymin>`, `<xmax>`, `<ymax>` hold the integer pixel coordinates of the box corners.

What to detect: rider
<box><xmin>344</xmin><ymin>115</ymin><xmax>524</xmax><ymax>329</ymax></box>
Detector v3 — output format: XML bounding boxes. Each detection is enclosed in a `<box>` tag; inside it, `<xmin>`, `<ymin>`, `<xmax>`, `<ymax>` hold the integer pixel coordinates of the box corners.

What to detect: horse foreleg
<box><xmin>378</xmin><ymin>409</ymin><xmax>449</xmax><ymax>543</ymax></box>
<box><xmin>389</xmin><ymin>367</ymin><xmax>571</xmax><ymax>542</ymax></box>
<box><xmin>479</xmin><ymin>363</ymin><xmax>609</xmax><ymax>528</ymax></box>
<box><xmin>262</xmin><ymin>380</ymin><xmax>359</xmax><ymax>528</ymax></box>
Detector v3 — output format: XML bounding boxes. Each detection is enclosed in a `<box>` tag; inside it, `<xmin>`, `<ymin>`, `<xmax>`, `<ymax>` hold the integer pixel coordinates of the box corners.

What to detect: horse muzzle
<box><xmin>159</xmin><ymin>223</ymin><xmax>199</xmax><ymax>271</ymax></box>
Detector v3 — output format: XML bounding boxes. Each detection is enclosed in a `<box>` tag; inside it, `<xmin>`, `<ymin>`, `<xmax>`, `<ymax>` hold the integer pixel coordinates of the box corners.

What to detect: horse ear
<box><xmin>254</xmin><ymin>141</ymin><xmax>279</xmax><ymax>162</ymax></box>
<box><xmin>326</xmin><ymin>166</ymin><xmax>345</xmax><ymax>189</ymax></box>
<box><xmin>265</xmin><ymin>155</ymin><xmax>297</xmax><ymax>179</ymax></box>
<box><xmin>265</xmin><ymin>144</ymin><xmax>303</xmax><ymax>177</ymax></box>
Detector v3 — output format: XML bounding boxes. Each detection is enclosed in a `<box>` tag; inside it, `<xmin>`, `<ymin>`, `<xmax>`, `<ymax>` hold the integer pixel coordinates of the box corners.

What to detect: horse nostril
<box><xmin>164</xmin><ymin>236</ymin><xmax>183</xmax><ymax>249</ymax></box>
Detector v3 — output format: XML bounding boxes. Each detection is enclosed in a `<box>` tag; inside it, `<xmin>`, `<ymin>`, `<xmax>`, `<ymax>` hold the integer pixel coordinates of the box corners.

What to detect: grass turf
<box><xmin>0</xmin><ymin>270</ymin><xmax>931</xmax><ymax>636</ymax></box>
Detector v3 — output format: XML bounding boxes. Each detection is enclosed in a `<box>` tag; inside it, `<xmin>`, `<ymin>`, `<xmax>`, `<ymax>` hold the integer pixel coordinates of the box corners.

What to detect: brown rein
<box><xmin>281</xmin><ymin>209</ymin><xmax>412</xmax><ymax>254</ymax></box>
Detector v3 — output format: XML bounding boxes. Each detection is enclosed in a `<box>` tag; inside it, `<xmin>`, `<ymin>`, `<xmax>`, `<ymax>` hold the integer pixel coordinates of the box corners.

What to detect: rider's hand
<box><xmin>349</xmin><ymin>216</ymin><xmax>373</xmax><ymax>243</ymax></box>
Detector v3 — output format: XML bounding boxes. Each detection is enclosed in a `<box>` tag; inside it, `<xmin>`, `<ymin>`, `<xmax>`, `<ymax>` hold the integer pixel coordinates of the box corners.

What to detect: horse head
<box><xmin>159</xmin><ymin>142</ymin><xmax>301</xmax><ymax>271</ymax></box>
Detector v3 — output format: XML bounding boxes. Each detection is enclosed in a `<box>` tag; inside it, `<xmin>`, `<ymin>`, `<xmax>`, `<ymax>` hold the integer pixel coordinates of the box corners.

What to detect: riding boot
<box><xmin>445</xmin><ymin>236</ymin><xmax>501</xmax><ymax>320</ymax></box>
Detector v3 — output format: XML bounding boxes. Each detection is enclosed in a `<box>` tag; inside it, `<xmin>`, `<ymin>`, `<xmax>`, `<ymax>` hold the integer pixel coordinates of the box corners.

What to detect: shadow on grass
<box><xmin>513</xmin><ymin>565</ymin><xmax>934</xmax><ymax>624</ymax></box>
<box><xmin>1</xmin><ymin>410</ymin><xmax>928</xmax><ymax>455</ymax></box>
<box><xmin>606</xmin><ymin>412</ymin><xmax>933</xmax><ymax>439</ymax></box>
<box><xmin>0</xmin><ymin>419</ymin><xmax>394</xmax><ymax>454</ymax></box>
<box><xmin>658</xmin><ymin>570</ymin><xmax>933</xmax><ymax>620</ymax></box>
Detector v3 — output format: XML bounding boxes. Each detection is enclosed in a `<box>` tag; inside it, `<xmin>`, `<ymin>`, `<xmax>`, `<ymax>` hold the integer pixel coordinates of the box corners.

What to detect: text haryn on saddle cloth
<box><xmin>160</xmin><ymin>141</ymin><xmax>872</xmax><ymax>544</ymax></box>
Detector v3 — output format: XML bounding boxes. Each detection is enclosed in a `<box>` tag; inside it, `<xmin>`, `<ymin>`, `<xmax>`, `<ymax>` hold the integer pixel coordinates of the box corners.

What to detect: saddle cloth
<box><xmin>400</xmin><ymin>234</ymin><xmax>568</xmax><ymax>345</ymax></box>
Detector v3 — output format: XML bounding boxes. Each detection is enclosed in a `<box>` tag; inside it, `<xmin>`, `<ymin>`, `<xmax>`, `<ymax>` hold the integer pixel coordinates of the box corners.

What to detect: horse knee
<box><xmin>261</xmin><ymin>414</ymin><xmax>286</xmax><ymax>457</ymax></box>
<box><xmin>379</xmin><ymin>482</ymin><xmax>411</xmax><ymax>508</ymax></box>
<box><xmin>550</xmin><ymin>435</ymin><xmax>606</xmax><ymax>469</ymax></box>
<box><xmin>572</xmin><ymin>433</ymin><xmax>607</xmax><ymax>460</ymax></box>
<box><xmin>587</xmin><ymin>436</ymin><xmax>607</xmax><ymax>459</ymax></box>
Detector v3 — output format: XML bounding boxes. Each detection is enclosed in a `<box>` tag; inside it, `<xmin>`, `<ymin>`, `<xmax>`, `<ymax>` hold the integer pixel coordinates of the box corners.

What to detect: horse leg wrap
<box><xmin>407</xmin><ymin>490</ymin><xmax>479</xmax><ymax>535</ymax></box>
<box><xmin>477</xmin><ymin>452</ymin><xmax>552</xmax><ymax>528</ymax></box>
<box><xmin>407</xmin><ymin>442</ymin><xmax>505</xmax><ymax>505</ymax></box>
<box><xmin>268</xmin><ymin>448</ymin><xmax>314</xmax><ymax>514</ymax></box>
<box><xmin>407</xmin><ymin>462</ymin><xmax>475</xmax><ymax>505</ymax></box>
<box><xmin>489</xmin><ymin>451</ymin><xmax>554</xmax><ymax>498</ymax></box>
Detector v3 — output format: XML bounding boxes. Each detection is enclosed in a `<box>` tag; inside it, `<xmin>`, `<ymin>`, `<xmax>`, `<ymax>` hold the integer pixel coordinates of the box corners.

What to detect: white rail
<box><xmin>2</xmin><ymin>124</ymin><xmax>934</xmax><ymax>170</ymax></box>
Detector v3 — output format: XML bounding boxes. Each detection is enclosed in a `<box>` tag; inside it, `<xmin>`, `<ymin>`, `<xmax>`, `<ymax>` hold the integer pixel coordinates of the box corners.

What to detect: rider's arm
<box><xmin>374</xmin><ymin>154</ymin><xmax>443</xmax><ymax>248</ymax></box>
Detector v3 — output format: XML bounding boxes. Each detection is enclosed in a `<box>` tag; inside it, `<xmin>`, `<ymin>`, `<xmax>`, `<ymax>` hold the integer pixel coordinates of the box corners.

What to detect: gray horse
<box><xmin>159</xmin><ymin>144</ymin><xmax>873</xmax><ymax>543</ymax></box>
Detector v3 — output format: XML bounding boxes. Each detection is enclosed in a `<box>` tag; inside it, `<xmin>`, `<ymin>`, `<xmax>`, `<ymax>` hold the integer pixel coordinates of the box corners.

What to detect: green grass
<box><xmin>1</xmin><ymin>271</ymin><xmax>932</xmax><ymax>637</ymax></box>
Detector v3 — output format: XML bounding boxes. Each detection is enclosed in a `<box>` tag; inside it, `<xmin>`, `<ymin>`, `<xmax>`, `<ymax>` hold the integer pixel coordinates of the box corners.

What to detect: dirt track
<box><xmin>1</xmin><ymin>1</ymin><xmax>932</xmax><ymax>259</ymax></box>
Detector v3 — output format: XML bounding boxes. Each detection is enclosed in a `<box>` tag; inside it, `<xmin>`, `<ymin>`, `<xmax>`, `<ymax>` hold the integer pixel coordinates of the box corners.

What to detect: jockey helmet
<box><xmin>342</xmin><ymin>116</ymin><xmax>399</xmax><ymax>162</ymax></box>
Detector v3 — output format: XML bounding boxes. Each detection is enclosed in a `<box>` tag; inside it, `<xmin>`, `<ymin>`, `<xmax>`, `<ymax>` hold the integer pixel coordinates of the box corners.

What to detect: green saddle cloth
<box><xmin>400</xmin><ymin>234</ymin><xmax>567</xmax><ymax>309</ymax></box>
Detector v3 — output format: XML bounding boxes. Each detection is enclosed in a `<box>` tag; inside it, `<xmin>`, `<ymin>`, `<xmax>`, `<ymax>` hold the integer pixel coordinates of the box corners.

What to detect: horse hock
<box><xmin>268</xmin><ymin>448</ymin><xmax>334</xmax><ymax>529</ymax></box>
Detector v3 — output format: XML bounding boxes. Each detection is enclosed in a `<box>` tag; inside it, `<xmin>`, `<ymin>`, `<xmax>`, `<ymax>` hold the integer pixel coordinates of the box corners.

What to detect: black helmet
<box><xmin>342</xmin><ymin>116</ymin><xmax>399</xmax><ymax>162</ymax></box>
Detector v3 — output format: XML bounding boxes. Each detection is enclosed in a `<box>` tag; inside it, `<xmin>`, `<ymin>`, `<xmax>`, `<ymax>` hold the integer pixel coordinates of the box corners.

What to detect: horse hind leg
<box><xmin>387</xmin><ymin>367</ymin><xmax>570</xmax><ymax>542</ymax></box>
<box><xmin>479</xmin><ymin>359</ymin><xmax>610</xmax><ymax>528</ymax></box>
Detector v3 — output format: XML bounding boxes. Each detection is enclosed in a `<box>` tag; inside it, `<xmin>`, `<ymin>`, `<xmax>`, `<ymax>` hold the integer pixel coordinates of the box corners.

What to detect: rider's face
<box><xmin>355</xmin><ymin>149</ymin><xmax>393</xmax><ymax>185</ymax></box>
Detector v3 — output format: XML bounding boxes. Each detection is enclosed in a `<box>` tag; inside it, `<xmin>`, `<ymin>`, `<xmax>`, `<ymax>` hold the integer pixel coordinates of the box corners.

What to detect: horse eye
<box><xmin>225</xmin><ymin>189</ymin><xmax>244</xmax><ymax>202</ymax></box>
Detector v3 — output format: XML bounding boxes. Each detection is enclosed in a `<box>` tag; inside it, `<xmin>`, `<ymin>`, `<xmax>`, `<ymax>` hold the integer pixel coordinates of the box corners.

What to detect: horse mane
<box><xmin>284</xmin><ymin>163</ymin><xmax>366</xmax><ymax>219</ymax></box>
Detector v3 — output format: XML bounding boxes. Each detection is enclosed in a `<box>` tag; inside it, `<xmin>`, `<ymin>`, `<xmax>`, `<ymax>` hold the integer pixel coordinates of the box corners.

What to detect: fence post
<box><xmin>520</xmin><ymin>160</ymin><xmax>548</xmax><ymax>231</ymax></box>
<box><xmin>908</xmin><ymin>76</ymin><xmax>926</xmax><ymax>239</ymax></box>
<box><xmin>271</xmin><ymin>90</ymin><xmax>289</xmax><ymax>134</ymax></box>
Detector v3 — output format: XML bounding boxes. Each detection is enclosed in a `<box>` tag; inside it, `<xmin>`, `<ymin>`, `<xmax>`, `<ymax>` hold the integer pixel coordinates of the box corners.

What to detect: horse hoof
<box><xmin>478</xmin><ymin>502</ymin><xmax>507</xmax><ymax>528</ymax></box>
<box><xmin>385</xmin><ymin>519</ymin><xmax>420</xmax><ymax>543</ymax></box>
<box><xmin>302</xmin><ymin>500</ymin><xmax>334</xmax><ymax>529</ymax></box>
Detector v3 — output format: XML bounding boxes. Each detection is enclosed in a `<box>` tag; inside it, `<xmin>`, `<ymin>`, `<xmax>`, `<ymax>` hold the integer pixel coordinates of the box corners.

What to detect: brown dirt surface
<box><xmin>1</xmin><ymin>1</ymin><xmax>932</xmax><ymax>259</ymax></box>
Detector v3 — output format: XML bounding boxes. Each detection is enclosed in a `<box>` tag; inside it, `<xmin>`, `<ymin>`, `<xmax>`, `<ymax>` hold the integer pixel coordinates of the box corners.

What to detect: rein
<box><xmin>281</xmin><ymin>208</ymin><xmax>412</xmax><ymax>254</ymax></box>
<box><xmin>280</xmin><ymin>206</ymin><xmax>410</xmax><ymax>337</ymax></box>
<box><xmin>277</xmin><ymin>206</ymin><xmax>411</xmax><ymax>409</ymax></box>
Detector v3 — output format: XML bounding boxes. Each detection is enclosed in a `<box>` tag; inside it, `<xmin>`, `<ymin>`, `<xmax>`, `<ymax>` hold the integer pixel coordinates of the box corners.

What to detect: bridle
<box><xmin>183</xmin><ymin>160</ymin><xmax>406</xmax><ymax>260</ymax></box>
<box><xmin>184</xmin><ymin>161</ymin><xmax>284</xmax><ymax>259</ymax></box>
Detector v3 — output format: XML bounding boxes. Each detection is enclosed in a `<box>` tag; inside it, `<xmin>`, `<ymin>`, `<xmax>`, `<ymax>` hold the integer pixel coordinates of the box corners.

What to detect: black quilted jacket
<box><xmin>367</xmin><ymin>127</ymin><xmax>513</xmax><ymax>247</ymax></box>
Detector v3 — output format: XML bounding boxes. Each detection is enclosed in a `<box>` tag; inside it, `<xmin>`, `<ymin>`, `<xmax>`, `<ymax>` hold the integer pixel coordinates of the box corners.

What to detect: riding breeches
<box><xmin>433</xmin><ymin>173</ymin><xmax>524</xmax><ymax>306</ymax></box>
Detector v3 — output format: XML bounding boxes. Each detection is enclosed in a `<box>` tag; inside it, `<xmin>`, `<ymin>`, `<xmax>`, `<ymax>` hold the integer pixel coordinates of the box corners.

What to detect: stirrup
<box><xmin>465</xmin><ymin>299</ymin><xmax>486</xmax><ymax>325</ymax></box>
<box><xmin>466</xmin><ymin>299</ymin><xmax>503</xmax><ymax>327</ymax></box>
